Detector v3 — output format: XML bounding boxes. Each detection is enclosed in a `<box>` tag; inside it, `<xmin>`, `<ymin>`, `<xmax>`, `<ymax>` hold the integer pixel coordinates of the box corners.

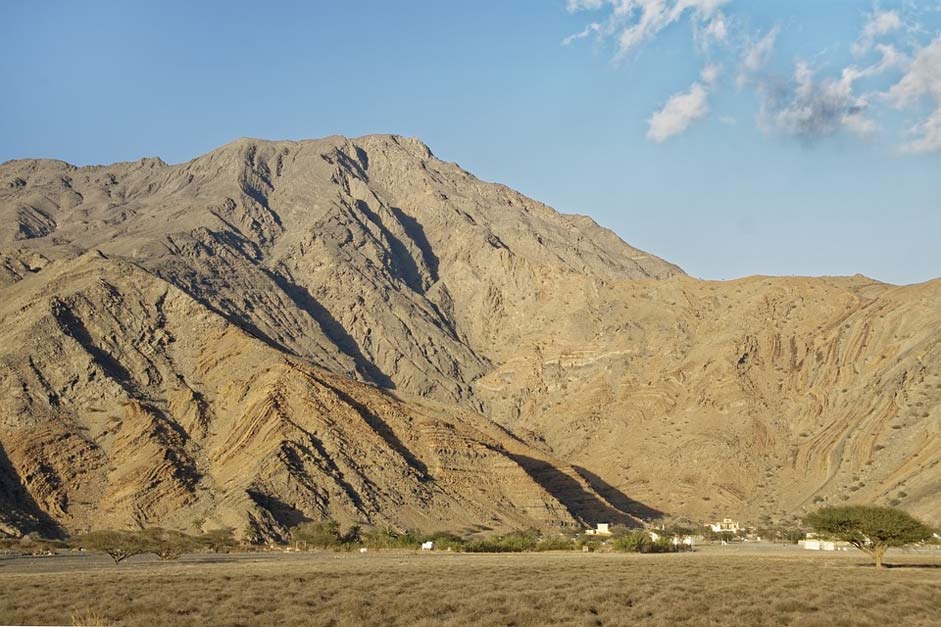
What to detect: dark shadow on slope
<box><xmin>281</xmin><ymin>436</ymin><xmax>364</xmax><ymax>513</ymax></box>
<box><xmin>353</xmin><ymin>200</ymin><xmax>426</xmax><ymax>294</ymax></box>
<box><xmin>357</xmin><ymin>202</ymin><xmax>457</xmax><ymax>338</ymax></box>
<box><xmin>0</xmin><ymin>444</ymin><xmax>65</xmax><ymax>539</ymax></box>
<box><xmin>276</xmin><ymin>438</ymin><xmax>365</xmax><ymax>513</ymax></box>
<box><xmin>507</xmin><ymin>454</ymin><xmax>653</xmax><ymax>527</ymax></box>
<box><xmin>317</xmin><ymin>380</ymin><xmax>429</xmax><ymax>479</ymax></box>
<box><xmin>246</xmin><ymin>489</ymin><xmax>313</xmax><ymax>529</ymax></box>
<box><xmin>152</xmin><ymin>233</ymin><xmax>304</xmax><ymax>357</ymax></box>
<box><xmin>140</xmin><ymin>403</ymin><xmax>202</xmax><ymax>489</ymax></box>
<box><xmin>51</xmin><ymin>301</ymin><xmax>133</xmax><ymax>386</ymax></box>
<box><xmin>160</xmin><ymin>274</ymin><xmax>295</xmax><ymax>359</ymax></box>
<box><xmin>388</xmin><ymin>206</ymin><xmax>439</xmax><ymax>283</ymax></box>
<box><xmin>572</xmin><ymin>466</ymin><xmax>664</xmax><ymax>522</ymax></box>
<box><xmin>268</xmin><ymin>271</ymin><xmax>394</xmax><ymax>389</ymax></box>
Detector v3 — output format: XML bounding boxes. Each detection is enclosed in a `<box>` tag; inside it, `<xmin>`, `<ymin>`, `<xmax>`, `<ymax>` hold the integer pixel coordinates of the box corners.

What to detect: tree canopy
<box><xmin>71</xmin><ymin>530</ymin><xmax>152</xmax><ymax>564</ymax></box>
<box><xmin>804</xmin><ymin>506</ymin><xmax>934</xmax><ymax>567</ymax></box>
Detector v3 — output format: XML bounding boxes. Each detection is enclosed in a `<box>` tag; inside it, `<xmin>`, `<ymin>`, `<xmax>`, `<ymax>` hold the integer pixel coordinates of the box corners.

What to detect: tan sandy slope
<box><xmin>0</xmin><ymin>135</ymin><xmax>937</xmax><ymax>538</ymax></box>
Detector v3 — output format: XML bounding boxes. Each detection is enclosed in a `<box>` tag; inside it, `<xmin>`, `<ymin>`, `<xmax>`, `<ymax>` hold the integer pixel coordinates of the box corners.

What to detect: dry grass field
<box><xmin>1</xmin><ymin>547</ymin><xmax>939</xmax><ymax>626</ymax></box>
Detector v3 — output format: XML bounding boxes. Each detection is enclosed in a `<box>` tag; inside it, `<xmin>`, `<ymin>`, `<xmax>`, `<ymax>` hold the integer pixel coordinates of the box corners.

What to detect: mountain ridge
<box><xmin>1</xmin><ymin>135</ymin><xmax>937</xmax><ymax>539</ymax></box>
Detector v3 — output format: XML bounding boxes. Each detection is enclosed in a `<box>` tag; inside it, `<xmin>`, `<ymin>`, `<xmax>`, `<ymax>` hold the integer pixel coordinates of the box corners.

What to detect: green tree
<box><xmin>804</xmin><ymin>506</ymin><xmax>934</xmax><ymax>568</ymax></box>
<box><xmin>198</xmin><ymin>528</ymin><xmax>237</xmax><ymax>553</ymax></box>
<box><xmin>139</xmin><ymin>528</ymin><xmax>199</xmax><ymax>560</ymax></box>
<box><xmin>341</xmin><ymin>524</ymin><xmax>362</xmax><ymax>546</ymax></box>
<box><xmin>70</xmin><ymin>530</ymin><xmax>151</xmax><ymax>564</ymax></box>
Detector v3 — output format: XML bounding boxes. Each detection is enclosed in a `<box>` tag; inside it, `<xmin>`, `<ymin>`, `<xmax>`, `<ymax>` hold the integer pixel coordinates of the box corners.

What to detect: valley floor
<box><xmin>1</xmin><ymin>547</ymin><xmax>939</xmax><ymax>626</ymax></box>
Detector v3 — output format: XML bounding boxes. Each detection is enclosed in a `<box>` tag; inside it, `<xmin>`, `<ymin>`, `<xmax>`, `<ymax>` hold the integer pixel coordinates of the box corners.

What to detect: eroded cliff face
<box><xmin>0</xmin><ymin>135</ymin><xmax>937</xmax><ymax>538</ymax></box>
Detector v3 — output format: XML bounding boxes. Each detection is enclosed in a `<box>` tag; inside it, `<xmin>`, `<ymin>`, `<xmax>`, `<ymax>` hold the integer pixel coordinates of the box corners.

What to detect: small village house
<box><xmin>708</xmin><ymin>518</ymin><xmax>741</xmax><ymax>533</ymax></box>
<box><xmin>585</xmin><ymin>523</ymin><xmax>612</xmax><ymax>536</ymax></box>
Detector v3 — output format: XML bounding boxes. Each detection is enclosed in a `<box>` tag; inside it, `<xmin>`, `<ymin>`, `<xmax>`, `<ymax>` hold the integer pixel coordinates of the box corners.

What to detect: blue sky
<box><xmin>2</xmin><ymin>1</ymin><xmax>939</xmax><ymax>284</ymax></box>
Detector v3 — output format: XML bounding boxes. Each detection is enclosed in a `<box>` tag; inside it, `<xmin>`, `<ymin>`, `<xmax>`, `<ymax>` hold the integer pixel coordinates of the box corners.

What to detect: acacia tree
<box><xmin>71</xmin><ymin>530</ymin><xmax>151</xmax><ymax>564</ymax></box>
<box><xmin>139</xmin><ymin>528</ymin><xmax>200</xmax><ymax>560</ymax></box>
<box><xmin>71</xmin><ymin>529</ymin><xmax>201</xmax><ymax>563</ymax></box>
<box><xmin>198</xmin><ymin>528</ymin><xmax>237</xmax><ymax>553</ymax></box>
<box><xmin>805</xmin><ymin>506</ymin><xmax>934</xmax><ymax>568</ymax></box>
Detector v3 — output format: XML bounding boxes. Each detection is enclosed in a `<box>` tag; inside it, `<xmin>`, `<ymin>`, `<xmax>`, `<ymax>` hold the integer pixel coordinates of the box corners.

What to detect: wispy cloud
<box><xmin>886</xmin><ymin>38</ymin><xmax>941</xmax><ymax>152</ymax></box>
<box><xmin>739</xmin><ymin>26</ymin><xmax>780</xmax><ymax>85</ymax></box>
<box><xmin>886</xmin><ymin>39</ymin><xmax>941</xmax><ymax>106</ymax></box>
<box><xmin>562</xmin><ymin>22</ymin><xmax>602</xmax><ymax>46</ymax></box>
<box><xmin>852</xmin><ymin>9</ymin><xmax>903</xmax><ymax>55</ymax></box>
<box><xmin>564</xmin><ymin>0</ymin><xmax>731</xmax><ymax>60</ymax></box>
<box><xmin>902</xmin><ymin>108</ymin><xmax>941</xmax><ymax>153</ymax></box>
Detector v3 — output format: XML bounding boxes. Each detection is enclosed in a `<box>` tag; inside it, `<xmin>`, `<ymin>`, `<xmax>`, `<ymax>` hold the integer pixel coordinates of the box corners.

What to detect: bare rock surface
<box><xmin>0</xmin><ymin>135</ymin><xmax>937</xmax><ymax>538</ymax></box>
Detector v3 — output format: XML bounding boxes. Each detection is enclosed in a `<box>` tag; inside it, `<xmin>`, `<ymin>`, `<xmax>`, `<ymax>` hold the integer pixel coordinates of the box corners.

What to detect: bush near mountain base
<box><xmin>0</xmin><ymin>536</ymin><xmax>67</xmax><ymax>555</ymax></box>
<box><xmin>804</xmin><ymin>506</ymin><xmax>935</xmax><ymax>568</ymax></box>
<box><xmin>612</xmin><ymin>531</ymin><xmax>677</xmax><ymax>554</ymax></box>
<box><xmin>463</xmin><ymin>529</ymin><xmax>543</xmax><ymax>553</ymax></box>
<box><xmin>360</xmin><ymin>528</ymin><xmax>422</xmax><ymax>550</ymax></box>
<box><xmin>290</xmin><ymin>520</ymin><xmax>343</xmax><ymax>548</ymax></box>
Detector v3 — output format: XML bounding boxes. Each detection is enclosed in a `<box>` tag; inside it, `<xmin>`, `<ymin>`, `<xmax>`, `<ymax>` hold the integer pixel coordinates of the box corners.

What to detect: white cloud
<box><xmin>840</xmin><ymin>44</ymin><xmax>908</xmax><ymax>88</ymax></box>
<box><xmin>871</xmin><ymin>43</ymin><xmax>909</xmax><ymax>74</ymax></box>
<box><xmin>886</xmin><ymin>39</ymin><xmax>941</xmax><ymax>152</ymax></box>
<box><xmin>565</xmin><ymin>0</ymin><xmax>731</xmax><ymax>60</ymax></box>
<box><xmin>646</xmin><ymin>63</ymin><xmax>721</xmax><ymax>142</ymax></box>
<box><xmin>647</xmin><ymin>82</ymin><xmax>710</xmax><ymax>142</ymax></box>
<box><xmin>887</xmin><ymin>39</ymin><xmax>941</xmax><ymax>106</ymax></box>
<box><xmin>853</xmin><ymin>10</ymin><xmax>903</xmax><ymax>55</ymax></box>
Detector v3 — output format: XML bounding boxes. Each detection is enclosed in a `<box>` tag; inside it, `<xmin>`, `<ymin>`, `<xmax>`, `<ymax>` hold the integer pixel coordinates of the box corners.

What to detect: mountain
<box><xmin>0</xmin><ymin>135</ymin><xmax>937</xmax><ymax>539</ymax></box>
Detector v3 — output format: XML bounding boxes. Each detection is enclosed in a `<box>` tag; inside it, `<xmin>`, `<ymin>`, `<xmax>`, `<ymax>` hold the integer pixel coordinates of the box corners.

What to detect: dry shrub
<box><xmin>0</xmin><ymin>550</ymin><xmax>938</xmax><ymax>626</ymax></box>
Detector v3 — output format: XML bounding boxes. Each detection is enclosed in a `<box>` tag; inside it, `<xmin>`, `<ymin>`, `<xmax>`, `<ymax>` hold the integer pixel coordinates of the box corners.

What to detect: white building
<box><xmin>649</xmin><ymin>530</ymin><xmax>695</xmax><ymax>547</ymax></box>
<box><xmin>799</xmin><ymin>539</ymin><xmax>850</xmax><ymax>551</ymax></box>
<box><xmin>585</xmin><ymin>523</ymin><xmax>612</xmax><ymax>536</ymax></box>
<box><xmin>709</xmin><ymin>518</ymin><xmax>741</xmax><ymax>533</ymax></box>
